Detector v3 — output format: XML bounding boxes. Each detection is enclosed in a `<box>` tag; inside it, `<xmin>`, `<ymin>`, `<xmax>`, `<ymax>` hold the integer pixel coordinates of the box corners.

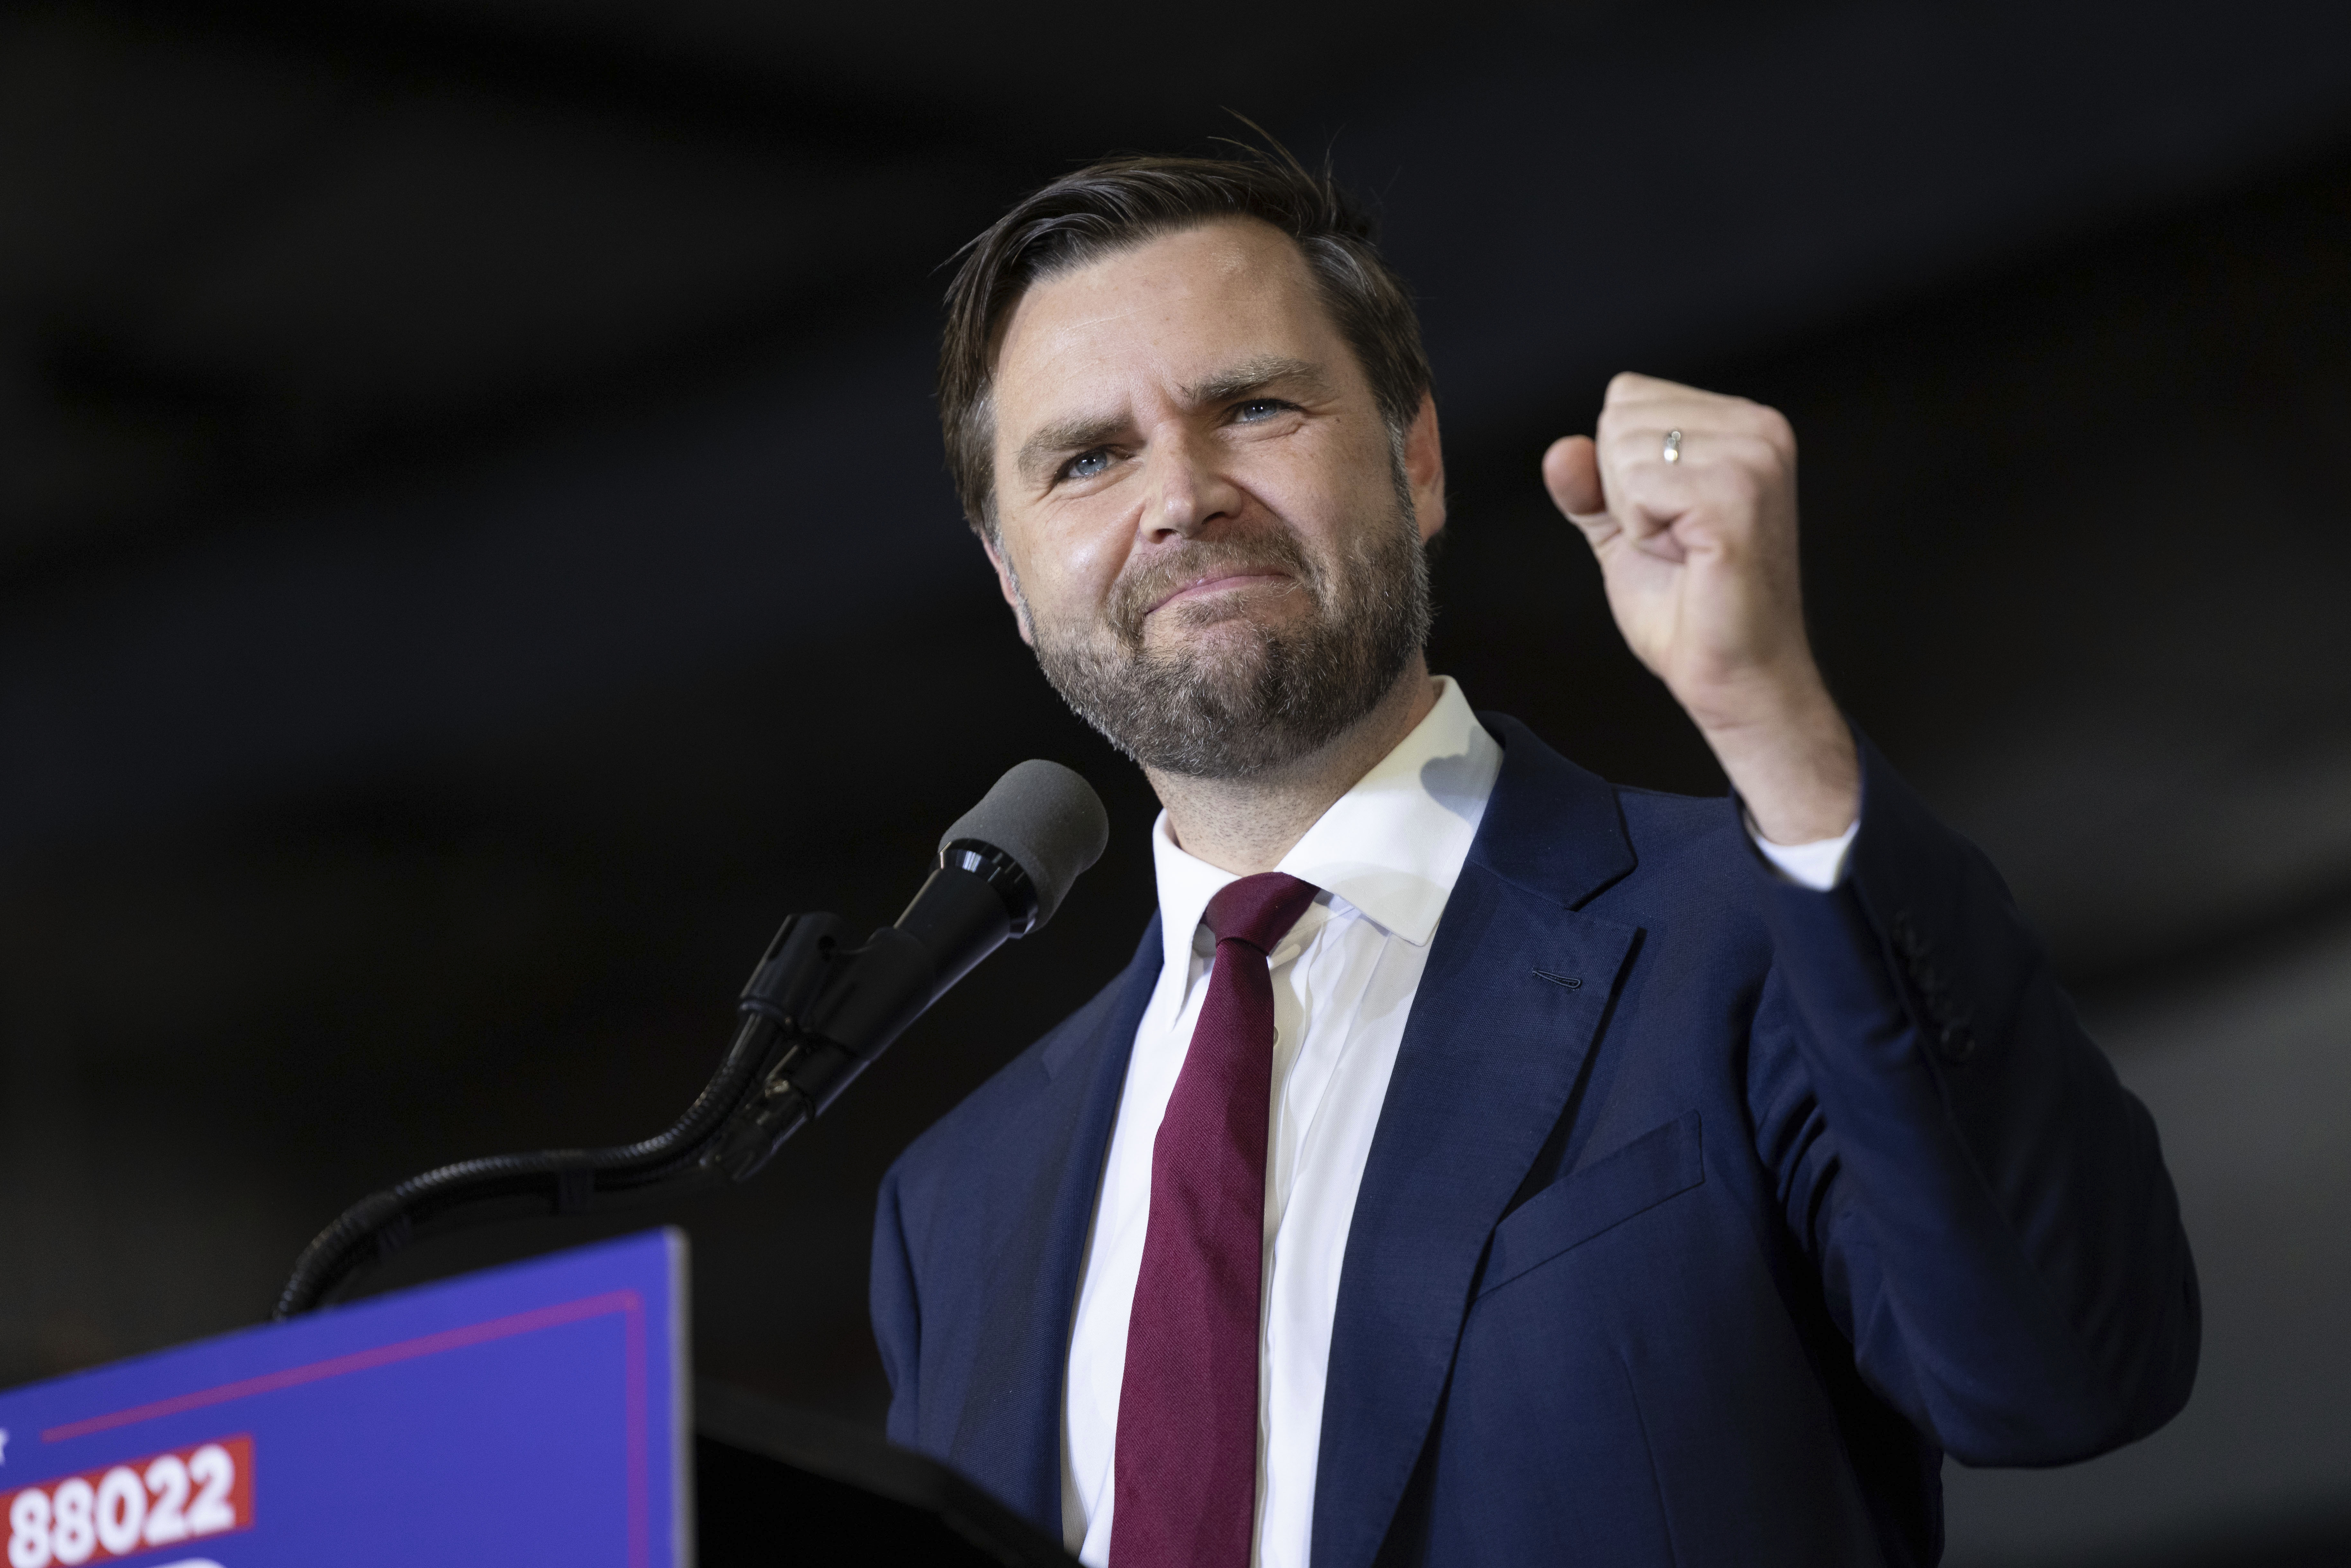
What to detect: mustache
<box><xmin>1106</xmin><ymin>533</ymin><xmax>1321</xmax><ymax>643</ymax></box>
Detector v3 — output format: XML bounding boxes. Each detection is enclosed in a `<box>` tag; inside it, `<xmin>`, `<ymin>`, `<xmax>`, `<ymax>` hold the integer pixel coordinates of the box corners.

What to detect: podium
<box><xmin>0</xmin><ymin>1231</ymin><xmax>1074</xmax><ymax>1567</ymax></box>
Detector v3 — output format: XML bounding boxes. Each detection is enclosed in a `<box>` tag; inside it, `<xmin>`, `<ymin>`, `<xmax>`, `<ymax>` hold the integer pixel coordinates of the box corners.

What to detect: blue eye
<box><xmin>1065</xmin><ymin>449</ymin><xmax>1112</xmax><ymax>480</ymax></box>
<box><xmin>1234</xmin><ymin>399</ymin><xmax>1287</xmax><ymax>422</ymax></box>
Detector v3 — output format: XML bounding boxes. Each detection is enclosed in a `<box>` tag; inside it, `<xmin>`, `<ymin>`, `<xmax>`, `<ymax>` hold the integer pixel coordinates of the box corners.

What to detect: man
<box><xmin>870</xmin><ymin>147</ymin><xmax>2197</xmax><ymax>1568</ymax></box>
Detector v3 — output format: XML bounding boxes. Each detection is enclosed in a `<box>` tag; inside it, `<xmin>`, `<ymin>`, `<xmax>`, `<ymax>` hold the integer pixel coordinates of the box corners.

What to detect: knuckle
<box><xmin>1703</xmin><ymin>460</ymin><xmax>1765</xmax><ymax>508</ymax></box>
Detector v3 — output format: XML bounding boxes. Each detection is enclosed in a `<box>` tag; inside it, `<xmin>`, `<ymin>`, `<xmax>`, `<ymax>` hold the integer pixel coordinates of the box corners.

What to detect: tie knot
<box><xmin>1201</xmin><ymin>872</ymin><xmax>1321</xmax><ymax>956</ymax></box>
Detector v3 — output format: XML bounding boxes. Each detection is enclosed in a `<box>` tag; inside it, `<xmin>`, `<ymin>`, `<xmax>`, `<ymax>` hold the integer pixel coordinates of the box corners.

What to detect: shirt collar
<box><xmin>1149</xmin><ymin>676</ymin><xmax>1503</xmax><ymax>976</ymax></box>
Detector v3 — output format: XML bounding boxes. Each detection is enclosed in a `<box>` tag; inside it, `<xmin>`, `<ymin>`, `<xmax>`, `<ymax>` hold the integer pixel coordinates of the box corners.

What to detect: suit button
<box><xmin>1937</xmin><ymin>1022</ymin><xmax>1978</xmax><ymax>1064</ymax></box>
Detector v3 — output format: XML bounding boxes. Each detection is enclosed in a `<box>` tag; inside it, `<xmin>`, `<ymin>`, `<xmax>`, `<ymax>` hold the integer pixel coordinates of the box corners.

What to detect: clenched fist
<box><xmin>1544</xmin><ymin>373</ymin><xmax>1859</xmax><ymax>845</ymax></box>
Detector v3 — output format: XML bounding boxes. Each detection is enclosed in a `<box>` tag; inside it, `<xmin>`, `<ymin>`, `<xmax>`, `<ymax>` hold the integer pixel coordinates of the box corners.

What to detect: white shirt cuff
<box><xmin>1743</xmin><ymin>809</ymin><xmax>1858</xmax><ymax>891</ymax></box>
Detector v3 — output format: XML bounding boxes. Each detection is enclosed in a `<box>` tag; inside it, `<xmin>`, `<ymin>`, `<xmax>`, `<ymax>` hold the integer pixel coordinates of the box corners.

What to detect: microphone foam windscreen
<box><xmin>941</xmin><ymin>760</ymin><xmax>1110</xmax><ymax>929</ymax></box>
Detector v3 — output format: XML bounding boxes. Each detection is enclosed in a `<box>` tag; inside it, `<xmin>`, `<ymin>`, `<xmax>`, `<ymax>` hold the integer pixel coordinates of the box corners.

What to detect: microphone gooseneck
<box><xmin>274</xmin><ymin>760</ymin><xmax>1108</xmax><ymax>1319</ymax></box>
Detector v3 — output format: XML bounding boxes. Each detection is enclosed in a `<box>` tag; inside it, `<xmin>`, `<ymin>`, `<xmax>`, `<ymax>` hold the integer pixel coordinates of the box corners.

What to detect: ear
<box><xmin>978</xmin><ymin>528</ymin><xmax>1037</xmax><ymax>647</ymax></box>
<box><xmin>1403</xmin><ymin>392</ymin><xmax>1447</xmax><ymax>542</ymax></box>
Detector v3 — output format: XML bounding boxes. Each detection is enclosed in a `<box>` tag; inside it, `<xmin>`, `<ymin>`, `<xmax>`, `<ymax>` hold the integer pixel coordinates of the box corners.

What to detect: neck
<box><xmin>1146</xmin><ymin>659</ymin><xmax>1441</xmax><ymax>875</ymax></box>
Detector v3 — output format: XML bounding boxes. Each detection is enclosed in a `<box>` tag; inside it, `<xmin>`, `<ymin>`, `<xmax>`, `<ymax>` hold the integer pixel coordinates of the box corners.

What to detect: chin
<box><xmin>1151</xmin><ymin>598</ymin><xmax>1309</xmax><ymax>649</ymax></box>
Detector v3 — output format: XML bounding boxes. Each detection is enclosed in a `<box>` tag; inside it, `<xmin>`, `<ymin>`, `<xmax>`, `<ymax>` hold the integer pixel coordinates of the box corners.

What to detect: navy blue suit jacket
<box><xmin>871</xmin><ymin>717</ymin><xmax>2198</xmax><ymax>1566</ymax></box>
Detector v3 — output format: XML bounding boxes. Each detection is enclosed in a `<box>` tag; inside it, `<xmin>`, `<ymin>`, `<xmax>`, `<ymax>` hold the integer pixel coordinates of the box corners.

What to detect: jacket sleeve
<box><xmin>1747</xmin><ymin>728</ymin><xmax>2200</xmax><ymax>1465</ymax></box>
<box><xmin>870</xmin><ymin>1159</ymin><xmax>923</xmax><ymax>1447</ymax></box>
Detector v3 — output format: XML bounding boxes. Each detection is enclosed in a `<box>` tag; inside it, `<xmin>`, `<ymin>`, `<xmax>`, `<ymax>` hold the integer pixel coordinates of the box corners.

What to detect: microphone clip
<box><xmin>706</xmin><ymin>909</ymin><xmax>940</xmax><ymax>1184</ymax></box>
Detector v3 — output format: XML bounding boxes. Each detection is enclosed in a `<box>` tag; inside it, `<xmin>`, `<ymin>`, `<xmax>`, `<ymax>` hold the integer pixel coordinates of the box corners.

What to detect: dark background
<box><xmin>4</xmin><ymin>2</ymin><xmax>2348</xmax><ymax>1563</ymax></box>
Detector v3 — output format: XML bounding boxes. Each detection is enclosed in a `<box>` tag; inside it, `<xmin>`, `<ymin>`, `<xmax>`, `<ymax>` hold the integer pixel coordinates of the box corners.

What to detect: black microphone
<box><xmin>722</xmin><ymin>761</ymin><xmax>1110</xmax><ymax>1160</ymax></box>
<box><xmin>275</xmin><ymin>760</ymin><xmax>1108</xmax><ymax>1318</ymax></box>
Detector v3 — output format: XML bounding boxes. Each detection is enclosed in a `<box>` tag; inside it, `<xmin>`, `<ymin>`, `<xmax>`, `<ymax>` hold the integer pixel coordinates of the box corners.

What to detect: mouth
<box><xmin>1146</xmin><ymin>570</ymin><xmax>1294</xmax><ymax>616</ymax></box>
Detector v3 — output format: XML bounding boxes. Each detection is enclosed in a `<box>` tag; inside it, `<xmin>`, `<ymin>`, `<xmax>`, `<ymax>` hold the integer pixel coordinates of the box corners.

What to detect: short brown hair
<box><xmin>938</xmin><ymin>140</ymin><xmax>1433</xmax><ymax>537</ymax></box>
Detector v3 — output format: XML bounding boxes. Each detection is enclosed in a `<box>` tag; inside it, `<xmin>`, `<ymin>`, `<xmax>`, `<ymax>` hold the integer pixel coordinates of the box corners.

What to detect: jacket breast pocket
<box><xmin>1477</xmin><ymin>1109</ymin><xmax>1704</xmax><ymax>1298</ymax></box>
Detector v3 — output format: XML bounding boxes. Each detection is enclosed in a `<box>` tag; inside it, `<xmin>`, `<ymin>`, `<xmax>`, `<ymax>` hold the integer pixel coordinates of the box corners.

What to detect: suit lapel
<box><xmin>1310</xmin><ymin>717</ymin><xmax>1642</xmax><ymax>1568</ymax></box>
<box><xmin>947</xmin><ymin>916</ymin><xmax>1162</xmax><ymax>1527</ymax></box>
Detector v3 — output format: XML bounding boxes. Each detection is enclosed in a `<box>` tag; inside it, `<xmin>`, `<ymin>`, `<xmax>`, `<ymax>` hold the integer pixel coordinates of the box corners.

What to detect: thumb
<box><xmin>1542</xmin><ymin>435</ymin><xmax>1614</xmax><ymax>541</ymax></box>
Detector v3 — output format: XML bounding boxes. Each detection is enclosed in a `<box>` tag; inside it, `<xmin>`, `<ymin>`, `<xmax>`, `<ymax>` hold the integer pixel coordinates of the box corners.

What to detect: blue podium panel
<box><xmin>0</xmin><ymin>1230</ymin><xmax>688</xmax><ymax>1568</ymax></box>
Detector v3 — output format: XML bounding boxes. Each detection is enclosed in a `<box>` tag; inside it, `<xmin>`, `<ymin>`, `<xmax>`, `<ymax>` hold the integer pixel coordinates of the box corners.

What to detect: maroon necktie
<box><xmin>1111</xmin><ymin>871</ymin><xmax>1322</xmax><ymax>1568</ymax></box>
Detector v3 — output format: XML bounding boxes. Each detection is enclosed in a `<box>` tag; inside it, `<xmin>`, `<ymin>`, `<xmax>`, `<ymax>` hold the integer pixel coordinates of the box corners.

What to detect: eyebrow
<box><xmin>1011</xmin><ymin>354</ymin><xmax>1335</xmax><ymax>488</ymax></box>
<box><xmin>1180</xmin><ymin>354</ymin><xmax>1333</xmax><ymax>408</ymax></box>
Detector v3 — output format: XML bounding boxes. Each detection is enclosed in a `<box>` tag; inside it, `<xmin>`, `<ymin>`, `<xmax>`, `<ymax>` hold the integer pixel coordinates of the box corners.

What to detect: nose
<box><xmin>1140</xmin><ymin>427</ymin><xmax>1246</xmax><ymax>543</ymax></box>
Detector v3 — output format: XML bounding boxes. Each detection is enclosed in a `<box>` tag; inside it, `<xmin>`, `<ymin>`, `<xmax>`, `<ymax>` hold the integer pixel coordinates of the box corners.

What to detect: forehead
<box><xmin>990</xmin><ymin>218</ymin><xmax>1351</xmax><ymax>422</ymax></box>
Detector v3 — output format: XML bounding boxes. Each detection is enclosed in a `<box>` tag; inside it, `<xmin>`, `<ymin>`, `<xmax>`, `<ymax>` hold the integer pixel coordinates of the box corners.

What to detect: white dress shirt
<box><xmin>1059</xmin><ymin>677</ymin><xmax>1854</xmax><ymax>1567</ymax></box>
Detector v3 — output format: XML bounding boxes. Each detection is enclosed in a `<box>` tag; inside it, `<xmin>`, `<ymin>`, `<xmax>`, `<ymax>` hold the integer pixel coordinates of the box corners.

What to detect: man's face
<box><xmin>982</xmin><ymin>218</ymin><xmax>1446</xmax><ymax>779</ymax></box>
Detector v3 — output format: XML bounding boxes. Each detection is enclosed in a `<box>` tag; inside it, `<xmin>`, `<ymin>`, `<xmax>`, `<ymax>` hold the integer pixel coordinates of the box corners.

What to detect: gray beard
<box><xmin>1024</xmin><ymin>495</ymin><xmax>1432</xmax><ymax>780</ymax></box>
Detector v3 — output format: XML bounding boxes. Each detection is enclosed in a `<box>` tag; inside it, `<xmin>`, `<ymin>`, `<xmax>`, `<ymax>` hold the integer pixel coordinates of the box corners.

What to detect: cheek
<box><xmin>1011</xmin><ymin>501</ymin><xmax>1134</xmax><ymax>617</ymax></box>
<box><xmin>1251</xmin><ymin>423</ymin><xmax>1392</xmax><ymax>547</ymax></box>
